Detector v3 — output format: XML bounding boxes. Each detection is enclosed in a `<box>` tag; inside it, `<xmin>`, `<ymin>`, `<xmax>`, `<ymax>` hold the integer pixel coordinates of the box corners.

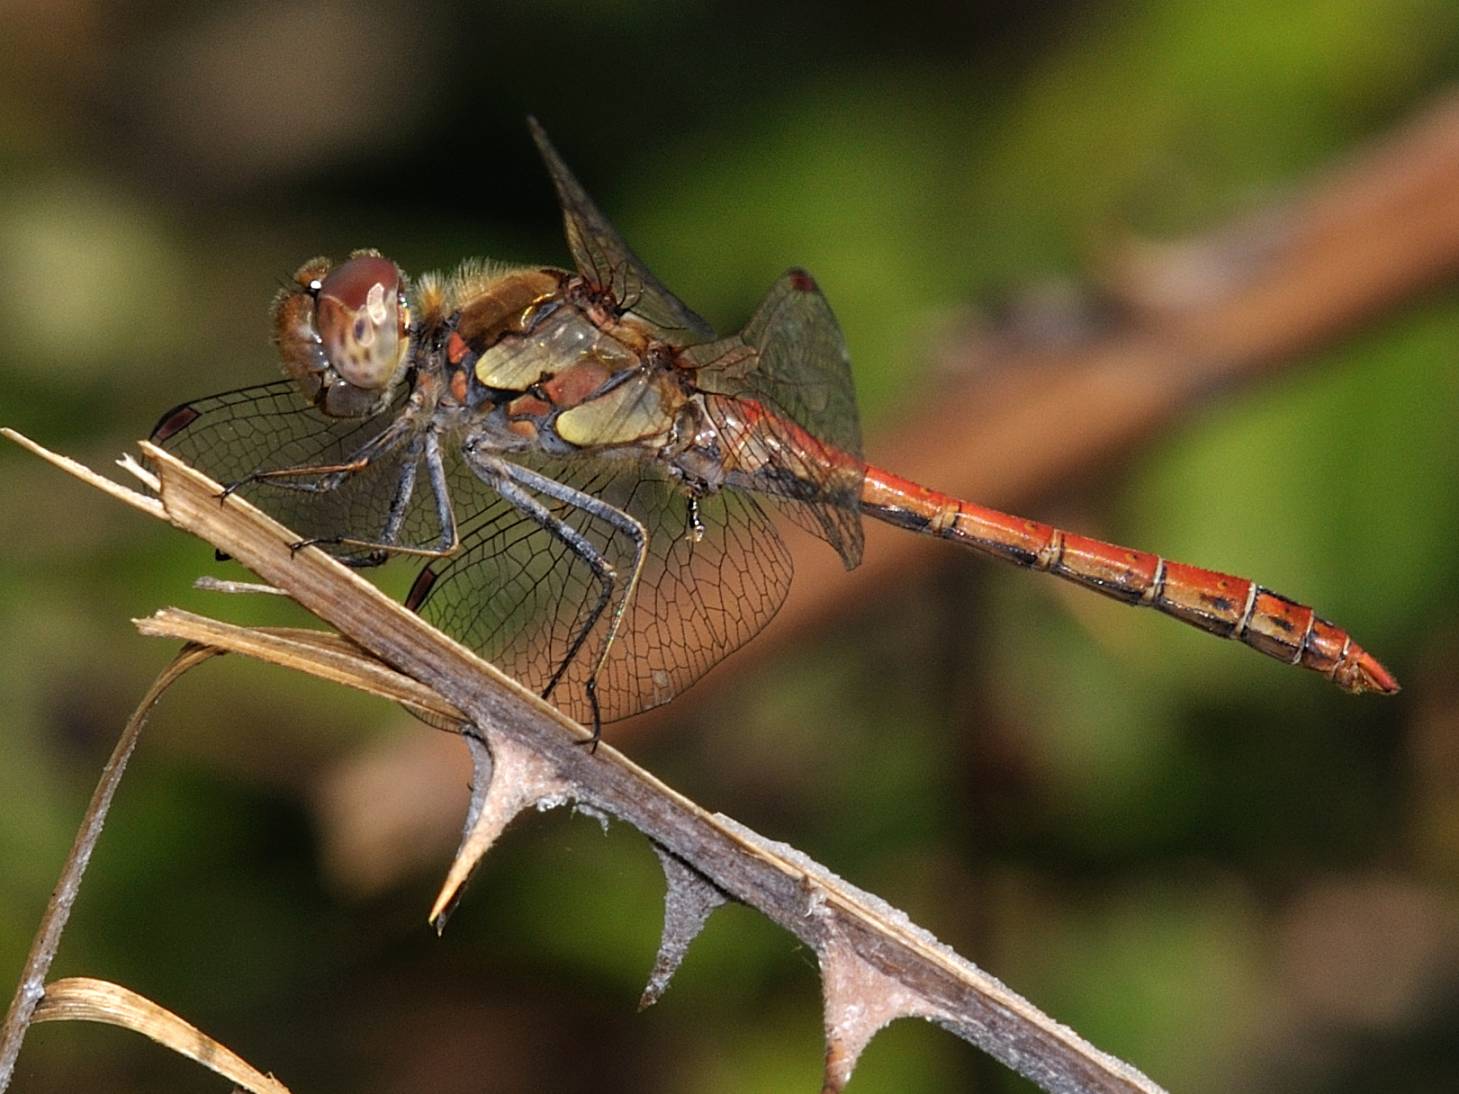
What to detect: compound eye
<box><xmin>315</xmin><ymin>255</ymin><xmax>408</xmax><ymax>390</ymax></box>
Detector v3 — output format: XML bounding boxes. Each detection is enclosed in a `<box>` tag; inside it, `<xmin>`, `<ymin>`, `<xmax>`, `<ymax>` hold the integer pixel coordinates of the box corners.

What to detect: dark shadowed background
<box><xmin>3</xmin><ymin>1</ymin><xmax>1458</xmax><ymax>1091</ymax></box>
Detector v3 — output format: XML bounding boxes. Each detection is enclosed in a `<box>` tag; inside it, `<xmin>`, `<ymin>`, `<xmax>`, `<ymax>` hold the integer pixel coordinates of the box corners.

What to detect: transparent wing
<box><xmin>408</xmin><ymin>456</ymin><xmax>792</xmax><ymax>724</ymax></box>
<box><xmin>148</xmin><ymin>381</ymin><xmax>473</xmax><ymax>558</ymax></box>
<box><xmin>153</xmin><ymin>384</ymin><xmax>793</xmax><ymax>724</ymax></box>
<box><xmin>681</xmin><ymin>268</ymin><xmax>865</xmax><ymax>568</ymax></box>
<box><xmin>529</xmin><ymin>117</ymin><xmax>715</xmax><ymax>344</ymax></box>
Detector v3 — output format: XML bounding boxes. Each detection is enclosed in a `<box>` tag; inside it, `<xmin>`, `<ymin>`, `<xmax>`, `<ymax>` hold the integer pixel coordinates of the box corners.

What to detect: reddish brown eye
<box><xmin>319</xmin><ymin>255</ymin><xmax>400</xmax><ymax>310</ymax></box>
<box><xmin>314</xmin><ymin>254</ymin><xmax>409</xmax><ymax>390</ymax></box>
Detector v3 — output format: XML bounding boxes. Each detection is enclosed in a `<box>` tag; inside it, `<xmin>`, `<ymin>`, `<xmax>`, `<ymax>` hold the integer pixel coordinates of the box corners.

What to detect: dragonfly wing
<box><xmin>148</xmin><ymin>381</ymin><xmax>465</xmax><ymax>558</ymax></box>
<box><xmin>408</xmin><ymin>456</ymin><xmax>792</xmax><ymax>725</ymax></box>
<box><xmin>682</xmin><ymin>269</ymin><xmax>865</xmax><ymax>568</ymax></box>
<box><xmin>528</xmin><ymin>118</ymin><xmax>715</xmax><ymax>344</ymax></box>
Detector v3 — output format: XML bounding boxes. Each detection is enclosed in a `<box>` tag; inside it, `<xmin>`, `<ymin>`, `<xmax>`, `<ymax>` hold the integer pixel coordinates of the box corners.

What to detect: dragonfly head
<box><xmin>273</xmin><ymin>251</ymin><xmax>411</xmax><ymax>417</ymax></box>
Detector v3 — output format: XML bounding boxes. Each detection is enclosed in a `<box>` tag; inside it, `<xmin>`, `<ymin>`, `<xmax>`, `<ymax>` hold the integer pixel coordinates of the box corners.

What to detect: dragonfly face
<box><xmin>273</xmin><ymin>252</ymin><xmax>412</xmax><ymax>419</ymax></box>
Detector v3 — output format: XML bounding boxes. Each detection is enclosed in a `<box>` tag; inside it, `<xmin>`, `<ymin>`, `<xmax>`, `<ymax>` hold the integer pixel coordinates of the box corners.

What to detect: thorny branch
<box><xmin>1</xmin><ymin>429</ymin><xmax>1164</xmax><ymax>1092</ymax></box>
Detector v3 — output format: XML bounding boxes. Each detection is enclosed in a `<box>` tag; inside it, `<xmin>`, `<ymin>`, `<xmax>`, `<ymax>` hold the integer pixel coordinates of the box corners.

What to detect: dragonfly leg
<box><xmin>490</xmin><ymin>459</ymin><xmax>650</xmax><ymax>725</ymax></box>
<box><xmin>422</xmin><ymin>429</ymin><xmax>461</xmax><ymax>555</ymax></box>
<box><xmin>222</xmin><ymin>413</ymin><xmax>416</xmax><ymax>499</ymax></box>
<box><xmin>287</xmin><ymin>436</ymin><xmax>424</xmax><ymax>567</ymax></box>
<box><xmin>466</xmin><ymin>464</ymin><xmax>617</xmax><ymax>744</ymax></box>
<box><xmin>288</xmin><ymin>430</ymin><xmax>461</xmax><ymax>564</ymax></box>
<box><xmin>463</xmin><ymin>449</ymin><xmax>649</xmax><ymax>746</ymax></box>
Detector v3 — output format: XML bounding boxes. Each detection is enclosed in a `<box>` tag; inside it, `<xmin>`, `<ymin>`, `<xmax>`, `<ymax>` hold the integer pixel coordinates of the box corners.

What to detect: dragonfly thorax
<box><xmin>272</xmin><ymin>252</ymin><xmax>412</xmax><ymax>419</ymax></box>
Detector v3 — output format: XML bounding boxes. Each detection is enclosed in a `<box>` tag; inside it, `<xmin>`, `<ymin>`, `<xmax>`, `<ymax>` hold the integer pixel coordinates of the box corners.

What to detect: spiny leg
<box><xmin>220</xmin><ymin>414</ymin><xmax>417</xmax><ymax>502</ymax></box>
<box><xmin>465</xmin><ymin>460</ymin><xmax>617</xmax><ymax>745</ymax></box>
<box><xmin>489</xmin><ymin>458</ymin><xmax>650</xmax><ymax>733</ymax></box>
<box><xmin>463</xmin><ymin>448</ymin><xmax>649</xmax><ymax>747</ymax></box>
<box><xmin>216</xmin><ymin>417</ymin><xmax>415</xmax><ymax>568</ymax></box>
<box><xmin>289</xmin><ymin>430</ymin><xmax>460</xmax><ymax>564</ymax></box>
<box><xmin>423</xmin><ymin>429</ymin><xmax>461</xmax><ymax>555</ymax></box>
<box><xmin>287</xmin><ymin>435</ymin><xmax>422</xmax><ymax>567</ymax></box>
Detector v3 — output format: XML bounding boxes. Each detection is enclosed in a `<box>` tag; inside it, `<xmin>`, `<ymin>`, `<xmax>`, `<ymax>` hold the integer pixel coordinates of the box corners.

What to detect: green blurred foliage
<box><xmin>3</xmin><ymin>1</ymin><xmax>1458</xmax><ymax>1091</ymax></box>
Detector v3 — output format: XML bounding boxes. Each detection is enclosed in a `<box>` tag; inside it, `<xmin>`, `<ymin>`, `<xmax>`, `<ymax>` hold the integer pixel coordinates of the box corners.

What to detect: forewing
<box><xmin>148</xmin><ymin>381</ymin><xmax>461</xmax><ymax>558</ymax></box>
<box><xmin>681</xmin><ymin>269</ymin><xmax>865</xmax><ymax>568</ymax></box>
<box><xmin>409</xmin><ymin>457</ymin><xmax>792</xmax><ymax>725</ymax></box>
<box><xmin>529</xmin><ymin>118</ymin><xmax>715</xmax><ymax>344</ymax></box>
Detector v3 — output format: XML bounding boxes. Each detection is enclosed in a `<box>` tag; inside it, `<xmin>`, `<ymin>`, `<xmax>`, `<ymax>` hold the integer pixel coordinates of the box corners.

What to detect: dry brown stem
<box><xmin>3</xmin><ymin>428</ymin><xmax>1165</xmax><ymax>1091</ymax></box>
<box><xmin>0</xmin><ymin>644</ymin><xmax>220</xmax><ymax>1090</ymax></box>
<box><xmin>31</xmin><ymin>978</ymin><xmax>291</xmax><ymax>1094</ymax></box>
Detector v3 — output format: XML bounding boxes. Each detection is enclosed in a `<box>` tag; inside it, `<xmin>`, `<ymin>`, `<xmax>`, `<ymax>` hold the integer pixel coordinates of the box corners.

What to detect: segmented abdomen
<box><xmin>859</xmin><ymin>466</ymin><xmax>1398</xmax><ymax>695</ymax></box>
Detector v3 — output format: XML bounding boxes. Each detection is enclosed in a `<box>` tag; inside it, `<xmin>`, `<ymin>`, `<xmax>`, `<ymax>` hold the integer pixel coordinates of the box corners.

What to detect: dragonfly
<box><xmin>151</xmin><ymin>119</ymin><xmax>1398</xmax><ymax>741</ymax></box>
